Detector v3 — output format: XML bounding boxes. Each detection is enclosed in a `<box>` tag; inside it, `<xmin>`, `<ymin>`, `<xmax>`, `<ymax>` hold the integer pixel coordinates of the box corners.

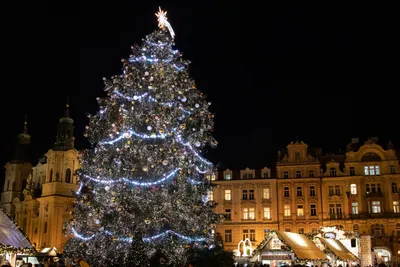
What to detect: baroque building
<box><xmin>0</xmin><ymin>101</ymin><xmax>79</xmax><ymax>253</ymax></box>
<box><xmin>212</xmin><ymin>138</ymin><xmax>400</xmax><ymax>264</ymax></box>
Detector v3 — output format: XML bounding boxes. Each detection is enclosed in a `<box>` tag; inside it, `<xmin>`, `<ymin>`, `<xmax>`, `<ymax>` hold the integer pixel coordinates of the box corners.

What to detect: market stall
<box><xmin>252</xmin><ymin>230</ymin><xmax>327</xmax><ymax>266</ymax></box>
<box><xmin>0</xmin><ymin>209</ymin><xmax>35</xmax><ymax>265</ymax></box>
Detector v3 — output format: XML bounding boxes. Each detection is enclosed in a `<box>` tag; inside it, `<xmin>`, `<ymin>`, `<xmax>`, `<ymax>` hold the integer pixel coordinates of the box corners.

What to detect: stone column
<box><xmin>359</xmin><ymin>234</ymin><xmax>372</xmax><ymax>266</ymax></box>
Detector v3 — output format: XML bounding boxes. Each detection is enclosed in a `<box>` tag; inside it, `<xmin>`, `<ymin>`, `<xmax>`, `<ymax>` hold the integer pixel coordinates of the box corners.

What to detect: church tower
<box><xmin>35</xmin><ymin>98</ymin><xmax>80</xmax><ymax>251</ymax></box>
<box><xmin>0</xmin><ymin>116</ymin><xmax>32</xmax><ymax>218</ymax></box>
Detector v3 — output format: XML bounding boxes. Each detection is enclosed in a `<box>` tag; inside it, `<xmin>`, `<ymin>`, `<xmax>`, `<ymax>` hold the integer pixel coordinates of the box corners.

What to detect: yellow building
<box><xmin>213</xmin><ymin>138</ymin><xmax>400</xmax><ymax>264</ymax></box>
<box><xmin>0</xmin><ymin>102</ymin><xmax>79</xmax><ymax>253</ymax></box>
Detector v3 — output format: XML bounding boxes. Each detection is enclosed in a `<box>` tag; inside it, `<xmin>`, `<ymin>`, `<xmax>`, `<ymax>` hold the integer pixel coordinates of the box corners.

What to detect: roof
<box><xmin>277</xmin><ymin>231</ymin><xmax>327</xmax><ymax>261</ymax></box>
<box><xmin>318</xmin><ymin>237</ymin><xmax>359</xmax><ymax>261</ymax></box>
<box><xmin>254</xmin><ymin>231</ymin><xmax>327</xmax><ymax>261</ymax></box>
<box><xmin>0</xmin><ymin>209</ymin><xmax>33</xmax><ymax>252</ymax></box>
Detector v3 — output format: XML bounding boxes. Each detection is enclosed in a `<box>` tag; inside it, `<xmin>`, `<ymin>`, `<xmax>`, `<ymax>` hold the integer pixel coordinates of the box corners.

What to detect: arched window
<box><xmin>49</xmin><ymin>169</ymin><xmax>53</xmax><ymax>182</ymax></box>
<box><xmin>65</xmin><ymin>169</ymin><xmax>71</xmax><ymax>183</ymax></box>
<box><xmin>370</xmin><ymin>224</ymin><xmax>385</xmax><ymax>237</ymax></box>
<box><xmin>56</xmin><ymin>172</ymin><xmax>60</xmax><ymax>182</ymax></box>
<box><xmin>330</xmin><ymin>168</ymin><xmax>336</xmax><ymax>177</ymax></box>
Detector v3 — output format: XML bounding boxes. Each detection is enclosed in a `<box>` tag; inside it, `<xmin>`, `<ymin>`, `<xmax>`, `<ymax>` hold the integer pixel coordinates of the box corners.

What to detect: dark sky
<box><xmin>0</xmin><ymin>2</ymin><xmax>398</xmax><ymax>182</ymax></box>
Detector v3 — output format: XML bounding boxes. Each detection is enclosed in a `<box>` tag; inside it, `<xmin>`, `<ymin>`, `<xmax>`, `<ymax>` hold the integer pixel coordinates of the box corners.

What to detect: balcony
<box><xmin>241</xmin><ymin>198</ymin><xmax>256</xmax><ymax>204</ymax></box>
<box><xmin>328</xmin><ymin>214</ymin><xmax>344</xmax><ymax>220</ymax></box>
<box><xmin>350</xmin><ymin>212</ymin><xmax>400</xmax><ymax>219</ymax></box>
<box><xmin>365</xmin><ymin>191</ymin><xmax>384</xmax><ymax>198</ymax></box>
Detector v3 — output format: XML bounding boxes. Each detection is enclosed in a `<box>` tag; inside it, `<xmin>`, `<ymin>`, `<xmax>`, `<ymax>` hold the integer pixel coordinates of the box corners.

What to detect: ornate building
<box><xmin>212</xmin><ymin>138</ymin><xmax>400</xmax><ymax>264</ymax></box>
<box><xmin>0</xmin><ymin>101</ymin><xmax>79</xmax><ymax>253</ymax></box>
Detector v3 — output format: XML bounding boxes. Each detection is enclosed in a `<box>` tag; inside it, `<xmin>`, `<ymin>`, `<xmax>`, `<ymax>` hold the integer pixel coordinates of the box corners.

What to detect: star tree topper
<box><xmin>155</xmin><ymin>7</ymin><xmax>175</xmax><ymax>39</ymax></box>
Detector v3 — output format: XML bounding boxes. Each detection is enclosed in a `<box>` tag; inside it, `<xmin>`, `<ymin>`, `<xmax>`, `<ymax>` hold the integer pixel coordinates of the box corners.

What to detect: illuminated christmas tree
<box><xmin>64</xmin><ymin>8</ymin><xmax>219</xmax><ymax>266</ymax></box>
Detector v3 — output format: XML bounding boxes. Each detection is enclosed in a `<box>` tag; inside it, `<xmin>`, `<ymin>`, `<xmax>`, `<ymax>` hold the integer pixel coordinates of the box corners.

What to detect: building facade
<box><xmin>0</xmin><ymin>103</ymin><xmax>79</xmax><ymax>253</ymax></box>
<box><xmin>212</xmin><ymin>138</ymin><xmax>400</xmax><ymax>264</ymax></box>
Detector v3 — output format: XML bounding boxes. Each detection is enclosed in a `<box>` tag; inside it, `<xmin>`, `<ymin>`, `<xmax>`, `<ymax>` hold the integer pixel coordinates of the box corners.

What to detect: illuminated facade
<box><xmin>212</xmin><ymin>138</ymin><xmax>400</xmax><ymax>264</ymax></box>
<box><xmin>0</xmin><ymin>102</ymin><xmax>79</xmax><ymax>253</ymax></box>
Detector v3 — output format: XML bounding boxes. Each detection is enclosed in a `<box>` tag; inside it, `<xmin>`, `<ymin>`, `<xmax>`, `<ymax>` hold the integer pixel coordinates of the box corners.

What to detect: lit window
<box><xmin>284</xmin><ymin>205</ymin><xmax>291</xmax><ymax>217</ymax></box>
<box><xmin>297</xmin><ymin>205</ymin><xmax>304</xmax><ymax>216</ymax></box>
<box><xmin>224</xmin><ymin>230</ymin><xmax>232</xmax><ymax>242</ymax></box>
<box><xmin>350</xmin><ymin>184</ymin><xmax>357</xmax><ymax>195</ymax></box>
<box><xmin>264</xmin><ymin>207</ymin><xmax>271</xmax><ymax>219</ymax></box>
<box><xmin>250</xmin><ymin>229</ymin><xmax>256</xmax><ymax>241</ymax></box>
<box><xmin>225</xmin><ymin>174</ymin><xmax>231</xmax><ymax>180</ymax></box>
<box><xmin>352</xmin><ymin>202</ymin><xmax>358</xmax><ymax>214</ymax></box>
<box><xmin>263</xmin><ymin>188</ymin><xmax>270</xmax><ymax>199</ymax></box>
<box><xmin>210</xmin><ymin>173</ymin><xmax>216</xmax><ymax>180</ymax></box>
<box><xmin>243</xmin><ymin>208</ymin><xmax>249</xmax><ymax>219</ymax></box>
<box><xmin>394</xmin><ymin>201</ymin><xmax>400</xmax><ymax>213</ymax></box>
<box><xmin>365</xmin><ymin>166</ymin><xmax>380</xmax><ymax>176</ymax></box>
<box><xmin>224</xmin><ymin>190</ymin><xmax>231</xmax><ymax>200</ymax></box>
<box><xmin>249</xmin><ymin>208</ymin><xmax>255</xmax><ymax>219</ymax></box>
<box><xmin>208</xmin><ymin>191</ymin><xmax>213</xmax><ymax>201</ymax></box>
<box><xmin>372</xmin><ymin>201</ymin><xmax>381</xmax><ymax>213</ymax></box>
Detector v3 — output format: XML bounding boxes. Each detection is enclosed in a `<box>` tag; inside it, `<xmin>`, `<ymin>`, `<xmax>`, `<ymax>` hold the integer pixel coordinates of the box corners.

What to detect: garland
<box><xmin>0</xmin><ymin>244</ymin><xmax>36</xmax><ymax>255</ymax></box>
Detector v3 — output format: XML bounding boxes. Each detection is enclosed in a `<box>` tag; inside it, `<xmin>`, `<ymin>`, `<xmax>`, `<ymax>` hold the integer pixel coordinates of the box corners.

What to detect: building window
<box><xmin>284</xmin><ymin>187</ymin><xmax>290</xmax><ymax>197</ymax></box>
<box><xmin>371</xmin><ymin>201</ymin><xmax>381</xmax><ymax>213</ymax></box>
<box><xmin>243</xmin><ymin>208</ymin><xmax>249</xmax><ymax>220</ymax></box>
<box><xmin>353</xmin><ymin>224</ymin><xmax>359</xmax><ymax>231</ymax></box>
<box><xmin>298</xmin><ymin>228</ymin><xmax>304</xmax><ymax>234</ymax></box>
<box><xmin>224</xmin><ymin>230</ymin><xmax>232</xmax><ymax>242</ymax></box>
<box><xmin>263</xmin><ymin>188</ymin><xmax>270</xmax><ymax>199</ymax></box>
<box><xmin>366</xmin><ymin>183</ymin><xmax>381</xmax><ymax>193</ymax></box>
<box><xmin>328</xmin><ymin>185</ymin><xmax>334</xmax><ymax>196</ymax></box>
<box><xmin>310</xmin><ymin>204</ymin><xmax>317</xmax><ymax>216</ymax></box>
<box><xmin>263</xmin><ymin>207</ymin><xmax>271</xmax><ymax>219</ymax></box>
<box><xmin>309</xmin><ymin>170</ymin><xmax>315</xmax><ymax>177</ymax></box>
<box><xmin>49</xmin><ymin>169</ymin><xmax>53</xmax><ymax>182</ymax></box>
<box><xmin>297</xmin><ymin>205</ymin><xmax>304</xmax><ymax>216</ymax></box>
<box><xmin>65</xmin><ymin>168</ymin><xmax>72</xmax><ymax>183</ymax></box>
<box><xmin>250</xmin><ymin>229</ymin><xmax>256</xmax><ymax>241</ymax></box>
<box><xmin>296</xmin><ymin>187</ymin><xmax>303</xmax><ymax>197</ymax></box>
<box><xmin>242</xmin><ymin>229</ymin><xmax>249</xmax><ymax>240</ymax></box>
<box><xmin>242</xmin><ymin>190</ymin><xmax>248</xmax><ymax>200</ymax></box>
<box><xmin>392</xmin><ymin>182</ymin><xmax>398</xmax><ymax>193</ymax></box>
<box><xmin>330</xmin><ymin>168</ymin><xmax>336</xmax><ymax>177</ymax></box>
<box><xmin>283</xmin><ymin>171</ymin><xmax>289</xmax><ymax>178</ymax></box>
<box><xmin>390</xmin><ymin>165</ymin><xmax>395</xmax><ymax>174</ymax></box>
<box><xmin>225</xmin><ymin>174</ymin><xmax>231</xmax><ymax>180</ymax></box>
<box><xmin>249</xmin><ymin>189</ymin><xmax>255</xmax><ymax>200</ymax></box>
<box><xmin>224</xmin><ymin>190</ymin><xmax>231</xmax><ymax>200</ymax></box>
<box><xmin>336</xmin><ymin>204</ymin><xmax>342</xmax><ymax>215</ymax></box>
<box><xmin>370</xmin><ymin>224</ymin><xmax>384</xmax><ymax>237</ymax></box>
<box><xmin>329</xmin><ymin>204</ymin><xmax>335</xmax><ymax>214</ymax></box>
<box><xmin>394</xmin><ymin>201</ymin><xmax>400</xmax><ymax>213</ymax></box>
<box><xmin>296</xmin><ymin>171</ymin><xmax>302</xmax><ymax>178</ymax></box>
<box><xmin>208</xmin><ymin>191</ymin><xmax>213</xmax><ymax>201</ymax></box>
<box><xmin>285</xmin><ymin>228</ymin><xmax>291</xmax><ymax>232</ymax></box>
<box><xmin>224</xmin><ymin>209</ymin><xmax>231</xmax><ymax>220</ymax></box>
<box><xmin>206</xmin><ymin>173</ymin><xmax>216</xmax><ymax>181</ymax></box>
<box><xmin>271</xmin><ymin>239</ymin><xmax>281</xmax><ymax>249</ymax></box>
<box><xmin>284</xmin><ymin>205</ymin><xmax>291</xmax><ymax>217</ymax></box>
<box><xmin>44</xmin><ymin>222</ymin><xmax>47</xmax><ymax>233</ymax></box>
<box><xmin>350</xmin><ymin>167</ymin><xmax>355</xmax><ymax>176</ymax></box>
<box><xmin>264</xmin><ymin>229</ymin><xmax>270</xmax><ymax>239</ymax></box>
<box><xmin>335</xmin><ymin>185</ymin><xmax>341</xmax><ymax>195</ymax></box>
<box><xmin>263</xmin><ymin>171</ymin><xmax>269</xmax><ymax>178</ymax></box>
<box><xmin>352</xmin><ymin>202</ymin><xmax>358</xmax><ymax>214</ymax></box>
<box><xmin>309</xmin><ymin>186</ymin><xmax>316</xmax><ymax>196</ymax></box>
<box><xmin>350</xmin><ymin>184</ymin><xmax>357</xmax><ymax>195</ymax></box>
<box><xmin>295</xmin><ymin>152</ymin><xmax>300</xmax><ymax>161</ymax></box>
<box><xmin>364</xmin><ymin>166</ymin><xmax>380</xmax><ymax>176</ymax></box>
<box><xmin>249</xmin><ymin>208</ymin><xmax>255</xmax><ymax>219</ymax></box>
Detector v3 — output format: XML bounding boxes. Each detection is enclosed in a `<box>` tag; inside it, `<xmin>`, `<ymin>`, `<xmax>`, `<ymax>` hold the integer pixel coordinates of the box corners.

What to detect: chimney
<box><xmin>351</xmin><ymin>138</ymin><xmax>359</xmax><ymax>144</ymax></box>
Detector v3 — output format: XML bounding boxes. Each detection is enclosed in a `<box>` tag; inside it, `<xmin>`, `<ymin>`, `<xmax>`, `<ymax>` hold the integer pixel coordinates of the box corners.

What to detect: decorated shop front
<box><xmin>252</xmin><ymin>231</ymin><xmax>327</xmax><ymax>266</ymax></box>
<box><xmin>0</xmin><ymin>209</ymin><xmax>35</xmax><ymax>266</ymax></box>
<box><xmin>317</xmin><ymin>237</ymin><xmax>359</xmax><ymax>266</ymax></box>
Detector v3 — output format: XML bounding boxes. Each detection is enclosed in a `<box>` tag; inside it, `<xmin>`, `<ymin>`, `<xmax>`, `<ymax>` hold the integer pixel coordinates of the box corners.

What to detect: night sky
<box><xmin>0</xmin><ymin>2</ymin><xmax>398</xmax><ymax>183</ymax></box>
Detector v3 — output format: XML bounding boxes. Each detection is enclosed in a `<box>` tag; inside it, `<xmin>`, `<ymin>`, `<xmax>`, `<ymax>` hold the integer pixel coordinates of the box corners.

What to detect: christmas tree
<box><xmin>64</xmin><ymin>8</ymin><xmax>220</xmax><ymax>267</ymax></box>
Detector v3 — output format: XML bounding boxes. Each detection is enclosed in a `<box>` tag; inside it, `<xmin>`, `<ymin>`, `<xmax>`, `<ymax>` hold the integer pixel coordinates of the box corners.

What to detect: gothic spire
<box><xmin>12</xmin><ymin>114</ymin><xmax>31</xmax><ymax>163</ymax></box>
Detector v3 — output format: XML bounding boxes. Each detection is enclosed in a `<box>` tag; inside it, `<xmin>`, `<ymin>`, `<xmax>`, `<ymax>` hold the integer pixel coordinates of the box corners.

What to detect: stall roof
<box><xmin>277</xmin><ymin>231</ymin><xmax>327</xmax><ymax>260</ymax></box>
<box><xmin>318</xmin><ymin>237</ymin><xmax>359</xmax><ymax>261</ymax></box>
<box><xmin>0</xmin><ymin>209</ymin><xmax>32</xmax><ymax>249</ymax></box>
<box><xmin>255</xmin><ymin>231</ymin><xmax>327</xmax><ymax>261</ymax></box>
